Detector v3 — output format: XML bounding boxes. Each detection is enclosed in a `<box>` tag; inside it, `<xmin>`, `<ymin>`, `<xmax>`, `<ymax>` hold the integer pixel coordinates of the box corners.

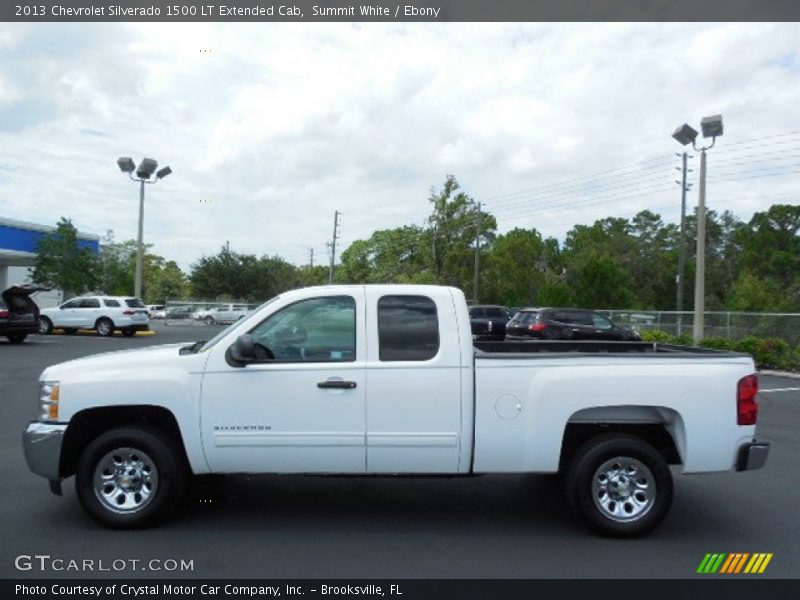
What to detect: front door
<box><xmin>200</xmin><ymin>291</ymin><xmax>367</xmax><ymax>473</ymax></box>
<box><xmin>55</xmin><ymin>298</ymin><xmax>82</xmax><ymax>328</ymax></box>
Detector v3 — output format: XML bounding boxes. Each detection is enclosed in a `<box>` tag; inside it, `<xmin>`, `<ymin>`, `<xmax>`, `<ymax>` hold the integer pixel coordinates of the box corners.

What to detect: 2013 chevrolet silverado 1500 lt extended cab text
<box><xmin>23</xmin><ymin>285</ymin><xmax>769</xmax><ymax>536</ymax></box>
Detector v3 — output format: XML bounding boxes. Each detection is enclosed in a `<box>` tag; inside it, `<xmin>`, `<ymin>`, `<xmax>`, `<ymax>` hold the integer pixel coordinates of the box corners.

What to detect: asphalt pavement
<box><xmin>1</xmin><ymin>325</ymin><xmax>798</xmax><ymax>579</ymax></box>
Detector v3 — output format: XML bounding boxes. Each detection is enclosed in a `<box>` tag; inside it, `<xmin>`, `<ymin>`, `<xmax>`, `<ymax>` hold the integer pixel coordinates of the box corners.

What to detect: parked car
<box><xmin>469</xmin><ymin>304</ymin><xmax>514</xmax><ymax>341</ymax></box>
<box><xmin>197</xmin><ymin>303</ymin><xmax>253</xmax><ymax>325</ymax></box>
<box><xmin>506</xmin><ymin>307</ymin><xmax>641</xmax><ymax>341</ymax></box>
<box><xmin>23</xmin><ymin>285</ymin><xmax>767</xmax><ymax>537</ymax></box>
<box><xmin>0</xmin><ymin>285</ymin><xmax>42</xmax><ymax>343</ymax></box>
<box><xmin>146</xmin><ymin>305</ymin><xmax>166</xmax><ymax>319</ymax></box>
<box><xmin>164</xmin><ymin>305</ymin><xmax>196</xmax><ymax>320</ymax></box>
<box><xmin>38</xmin><ymin>296</ymin><xmax>149</xmax><ymax>337</ymax></box>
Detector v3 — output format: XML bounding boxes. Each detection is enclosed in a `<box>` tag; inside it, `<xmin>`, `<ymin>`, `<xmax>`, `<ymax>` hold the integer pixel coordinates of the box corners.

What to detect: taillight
<box><xmin>737</xmin><ymin>374</ymin><xmax>759</xmax><ymax>425</ymax></box>
<box><xmin>529</xmin><ymin>323</ymin><xmax>546</xmax><ymax>332</ymax></box>
<box><xmin>122</xmin><ymin>309</ymin><xmax>136</xmax><ymax>315</ymax></box>
<box><xmin>0</xmin><ymin>310</ymin><xmax>8</xmax><ymax>318</ymax></box>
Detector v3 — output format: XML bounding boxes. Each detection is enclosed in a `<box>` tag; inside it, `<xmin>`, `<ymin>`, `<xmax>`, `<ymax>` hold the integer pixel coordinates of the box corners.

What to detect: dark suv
<box><xmin>469</xmin><ymin>305</ymin><xmax>514</xmax><ymax>341</ymax></box>
<box><xmin>506</xmin><ymin>308</ymin><xmax>641</xmax><ymax>341</ymax></box>
<box><xmin>0</xmin><ymin>286</ymin><xmax>42</xmax><ymax>343</ymax></box>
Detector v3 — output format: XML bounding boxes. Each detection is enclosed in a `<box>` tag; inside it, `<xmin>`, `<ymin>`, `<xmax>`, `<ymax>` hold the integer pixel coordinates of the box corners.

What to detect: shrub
<box><xmin>640</xmin><ymin>329</ymin><xmax>674</xmax><ymax>342</ymax></box>
<box><xmin>700</xmin><ymin>337</ymin><xmax>736</xmax><ymax>351</ymax></box>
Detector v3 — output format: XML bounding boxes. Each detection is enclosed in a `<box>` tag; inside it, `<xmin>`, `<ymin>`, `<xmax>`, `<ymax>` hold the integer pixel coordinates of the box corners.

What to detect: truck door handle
<box><xmin>317</xmin><ymin>380</ymin><xmax>357</xmax><ymax>389</ymax></box>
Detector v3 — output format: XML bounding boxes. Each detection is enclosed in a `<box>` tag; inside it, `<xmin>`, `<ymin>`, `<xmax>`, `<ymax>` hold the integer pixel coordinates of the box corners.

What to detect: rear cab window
<box><xmin>378</xmin><ymin>295</ymin><xmax>439</xmax><ymax>361</ymax></box>
<box><xmin>125</xmin><ymin>298</ymin><xmax>146</xmax><ymax>308</ymax></box>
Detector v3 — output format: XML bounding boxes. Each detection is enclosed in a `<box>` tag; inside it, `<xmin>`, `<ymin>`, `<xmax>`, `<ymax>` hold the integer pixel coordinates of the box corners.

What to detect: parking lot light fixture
<box><xmin>136</xmin><ymin>158</ymin><xmax>158</xmax><ymax>179</ymax></box>
<box><xmin>117</xmin><ymin>156</ymin><xmax>172</xmax><ymax>299</ymax></box>
<box><xmin>117</xmin><ymin>157</ymin><xmax>135</xmax><ymax>173</ymax></box>
<box><xmin>672</xmin><ymin>124</ymin><xmax>698</xmax><ymax>146</ymax></box>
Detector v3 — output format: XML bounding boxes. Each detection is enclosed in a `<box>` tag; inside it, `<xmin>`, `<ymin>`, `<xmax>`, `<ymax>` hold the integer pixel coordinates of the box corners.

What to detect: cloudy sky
<box><xmin>0</xmin><ymin>22</ymin><xmax>799</xmax><ymax>270</ymax></box>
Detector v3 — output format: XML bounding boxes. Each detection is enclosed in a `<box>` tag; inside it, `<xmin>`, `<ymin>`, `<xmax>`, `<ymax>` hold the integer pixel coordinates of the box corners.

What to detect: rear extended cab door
<box><xmin>364</xmin><ymin>286</ymin><xmax>473</xmax><ymax>473</ymax></box>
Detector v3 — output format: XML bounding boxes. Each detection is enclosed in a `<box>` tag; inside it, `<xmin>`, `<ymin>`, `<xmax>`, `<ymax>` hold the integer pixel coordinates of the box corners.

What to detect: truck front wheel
<box><xmin>565</xmin><ymin>433</ymin><xmax>673</xmax><ymax>538</ymax></box>
<box><xmin>75</xmin><ymin>427</ymin><xmax>187</xmax><ymax>528</ymax></box>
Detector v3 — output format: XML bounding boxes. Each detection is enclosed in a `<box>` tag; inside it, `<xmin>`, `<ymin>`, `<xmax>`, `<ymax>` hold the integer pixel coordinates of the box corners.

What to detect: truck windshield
<box><xmin>199</xmin><ymin>295</ymin><xmax>281</xmax><ymax>352</ymax></box>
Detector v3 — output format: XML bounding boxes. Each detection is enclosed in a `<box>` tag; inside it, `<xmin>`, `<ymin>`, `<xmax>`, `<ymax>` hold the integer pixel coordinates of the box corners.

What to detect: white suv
<box><xmin>38</xmin><ymin>296</ymin><xmax>150</xmax><ymax>337</ymax></box>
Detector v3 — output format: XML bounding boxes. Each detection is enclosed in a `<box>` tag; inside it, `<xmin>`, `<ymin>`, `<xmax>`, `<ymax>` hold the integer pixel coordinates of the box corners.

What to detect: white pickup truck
<box><xmin>23</xmin><ymin>285</ymin><xmax>769</xmax><ymax>537</ymax></box>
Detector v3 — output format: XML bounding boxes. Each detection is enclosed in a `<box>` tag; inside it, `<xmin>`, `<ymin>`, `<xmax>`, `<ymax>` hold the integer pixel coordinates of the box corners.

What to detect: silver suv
<box><xmin>38</xmin><ymin>296</ymin><xmax>150</xmax><ymax>337</ymax></box>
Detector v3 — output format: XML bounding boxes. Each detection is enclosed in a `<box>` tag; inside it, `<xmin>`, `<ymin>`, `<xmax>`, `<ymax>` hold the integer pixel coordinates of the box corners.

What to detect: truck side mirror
<box><xmin>231</xmin><ymin>334</ymin><xmax>256</xmax><ymax>362</ymax></box>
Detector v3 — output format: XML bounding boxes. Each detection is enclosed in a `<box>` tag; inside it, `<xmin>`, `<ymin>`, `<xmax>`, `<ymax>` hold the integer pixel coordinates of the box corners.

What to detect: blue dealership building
<box><xmin>0</xmin><ymin>217</ymin><xmax>99</xmax><ymax>295</ymax></box>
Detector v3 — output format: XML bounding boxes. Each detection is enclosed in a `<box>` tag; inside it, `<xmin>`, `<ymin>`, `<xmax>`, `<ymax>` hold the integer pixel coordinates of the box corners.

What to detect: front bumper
<box><xmin>23</xmin><ymin>421</ymin><xmax>67</xmax><ymax>481</ymax></box>
<box><xmin>736</xmin><ymin>441</ymin><xmax>770</xmax><ymax>471</ymax></box>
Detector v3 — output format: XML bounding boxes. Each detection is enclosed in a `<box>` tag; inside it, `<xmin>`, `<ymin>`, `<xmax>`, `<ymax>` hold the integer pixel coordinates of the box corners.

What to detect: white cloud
<box><xmin>0</xmin><ymin>22</ymin><xmax>799</xmax><ymax>273</ymax></box>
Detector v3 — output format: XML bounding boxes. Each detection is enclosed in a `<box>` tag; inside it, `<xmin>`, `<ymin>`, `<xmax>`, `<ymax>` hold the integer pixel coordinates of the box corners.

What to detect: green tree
<box><xmin>96</xmin><ymin>231</ymin><xmax>135</xmax><ymax>296</ymax></box>
<box><xmin>190</xmin><ymin>245</ymin><xmax>301</xmax><ymax>302</ymax></box>
<box><xmin>569</xmin><ymin>253</ymin><xmax>635</xmax><ymax>309</ymax></box>
<box><xmin>32</xmin><ymin>217</ymin><xmax>98</xmax><ymax>297</ymax></box>
<box><xmin>147</xmin><ymin>260</ymin><xmax>189</xmax><ymax>304</ymax></box>
<box><xmin>428</xmin><ymin>175</ymin><xmax>496</xmax><ymax>296</ymax></box>
<box><xmin>482</xmin><ymin>228</ymin><xmax>548</xmax><ymax>306</ymax></box>
<box><xmin>336</xmin><ymin>226</ymin><xmax>432</xmax><ymax>284</ymax></box>
<box><xmin>726</xmin><ymin>269</ymin><xmax>789</xmax><ymax>312</ymax></box>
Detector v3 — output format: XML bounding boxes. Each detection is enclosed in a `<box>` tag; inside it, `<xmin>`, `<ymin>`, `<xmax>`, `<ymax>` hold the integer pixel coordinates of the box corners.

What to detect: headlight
<box><xmin>39</xmin><ymin>381</ymin><xmax>60</xmax><ymax>422</ymax></box>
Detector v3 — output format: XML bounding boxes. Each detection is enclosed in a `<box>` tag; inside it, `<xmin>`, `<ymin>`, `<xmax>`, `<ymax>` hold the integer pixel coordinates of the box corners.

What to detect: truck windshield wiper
<box><xmin>179</xmin><ymin>340</ymin><xmax>206</xmax><ymax>355</ymax></box>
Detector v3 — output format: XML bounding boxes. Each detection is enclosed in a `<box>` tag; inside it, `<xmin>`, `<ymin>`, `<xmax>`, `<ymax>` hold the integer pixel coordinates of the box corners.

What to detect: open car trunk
<box><xmin>1</xmin><ymin>285</ymin><xmax>43</xmax><ymax>328</ymax></box>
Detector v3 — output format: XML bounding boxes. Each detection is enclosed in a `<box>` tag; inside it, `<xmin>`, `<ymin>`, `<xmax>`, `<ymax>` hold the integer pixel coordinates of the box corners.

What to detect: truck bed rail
<box><xmin>474</xmin><ymin>340</ymin><xmax>747</xmax><ymax>358</ymax></box>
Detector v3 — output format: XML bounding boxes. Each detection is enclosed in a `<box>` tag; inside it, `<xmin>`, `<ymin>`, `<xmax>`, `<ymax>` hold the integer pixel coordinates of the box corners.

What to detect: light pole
<box><xmin>672</xmin><ymin>115</ymin><xmax>723</xmax><ymax>344</ymax></box>
<box><xmin>117</xmin><ymin>157</ymin><xmax>172</xmax><ymax>299</ymax></box>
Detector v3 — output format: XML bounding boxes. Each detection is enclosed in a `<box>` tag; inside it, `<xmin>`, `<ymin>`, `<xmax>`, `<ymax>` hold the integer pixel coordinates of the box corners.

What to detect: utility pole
<box><xmin>473</xmin><ymin>202</ymin><xmax>481</xmax><ymax>303</ymax></box>
<box><xmin>675</xmin><ymin>152</ymin><xmax>692</xmax><ymax>336</ymax></box>
<box><xmin>309</xmin><ymin>247</ymin><xmax>314</xmax><ymax>268</ymax></box>
<box><xmin>329</xmin><ymin>210</ymin><xmax>340</xmax><ymax>284</ymax></box>
<box><xmin>693</xmin><ymin>149</ymin><xmax>708</xmax><ymax>344</ymax></box>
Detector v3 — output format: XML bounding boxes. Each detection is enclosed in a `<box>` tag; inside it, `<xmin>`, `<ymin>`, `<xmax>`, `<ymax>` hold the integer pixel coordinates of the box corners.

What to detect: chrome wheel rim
<box><xmin>38</xmin><ymin>319</ymin><xmax>50</xmax><ymax>334</ymax></box>
<box><xmin>93</xmin><ymin>447</ymin><xmax>158</xmax><ymax>514</ymax></box>
<box><xmin>97</xmin><ymin>321</ymin><xmax>111</xmax><ymax>335</ymax></box>
<box><xmin>592</xmin><ymin>456</ymin><xmax>655</xmax><ymax>522</ymax></box>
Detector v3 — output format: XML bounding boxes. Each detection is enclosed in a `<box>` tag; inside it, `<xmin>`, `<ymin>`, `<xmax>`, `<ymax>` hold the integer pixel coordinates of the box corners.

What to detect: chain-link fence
<box><xmin>598</xmin><ymin>310</ymin><xmax>800</xmax><ymax>346</ymax></box>
<box><xmin>161</xmin><ymin>300</ymin><xmax>257</xmax><ymax>326</ymax></box>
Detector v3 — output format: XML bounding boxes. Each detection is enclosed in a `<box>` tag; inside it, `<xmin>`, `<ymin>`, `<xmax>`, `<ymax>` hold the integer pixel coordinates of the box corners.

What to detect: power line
<box><xmin>489</xmin><ymin>180</ymin><xmax>675</xmax><ymax>217</ymax></box>
<box><xmin>494</xmin><ymin>187</ymin><xmax>675</xmax><ymax>221</ymax></box>
<box><xmin>481</xmin><ymin>154</ymin><xmax>672</xmax><ymax>203</ymax></box>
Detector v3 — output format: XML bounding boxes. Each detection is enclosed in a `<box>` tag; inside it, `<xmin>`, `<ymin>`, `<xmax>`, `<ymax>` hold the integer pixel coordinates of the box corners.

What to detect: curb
<box><xmin>758</xmin><ymin>369</ymin><xmax>800</xmax><ymax>380</ymax></box>
<box><xmin>51</xmin><ymin>329</ymin><xmax>156</xmax><ymax>338</ymax></box>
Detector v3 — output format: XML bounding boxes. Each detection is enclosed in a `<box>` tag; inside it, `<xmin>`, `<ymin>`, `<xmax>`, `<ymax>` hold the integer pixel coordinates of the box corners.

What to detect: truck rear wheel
<box><xmin>565</xmin><ymin>433</ymin><xmax>673</xmax><ymax>538</ymax></box>
<box><xmin>75</xmin><ymin>427</ymin><xmax>187</xmax><ymax>528</ymax></box>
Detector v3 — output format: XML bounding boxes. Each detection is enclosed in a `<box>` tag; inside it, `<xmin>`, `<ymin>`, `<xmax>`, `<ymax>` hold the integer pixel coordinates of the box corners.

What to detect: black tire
<box><xmin>95</xmin><ymin>318</ymin><xmax>114</xmax><ymax>337</ymax></box>
<box><xmin>204</xmin><ymin>315</ymin><xmax>215</xmax><ymax>326</ymax></box>
<box><xmin>122</xmin><ymin>329</ymin><xmax>136</xmax><ymax>337</ymax></box>
<box><xmin>565</xmin><ymin>433</ymin><xmax>673</xmax><ymax>538</ymax></box>
<box><xmin>38</xmin><ymin>317</ymin><xmax>53</xmax><ymax>335</ymax></box>
<box><xmin>75</xmin><ymin>426</ymin><xmax>187</xmax><ymax>529</ymax></box>
<box><xmin>6</xmin><ymin>333</ymin><xmax>27</xmax><ymax>343</ymax></box>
